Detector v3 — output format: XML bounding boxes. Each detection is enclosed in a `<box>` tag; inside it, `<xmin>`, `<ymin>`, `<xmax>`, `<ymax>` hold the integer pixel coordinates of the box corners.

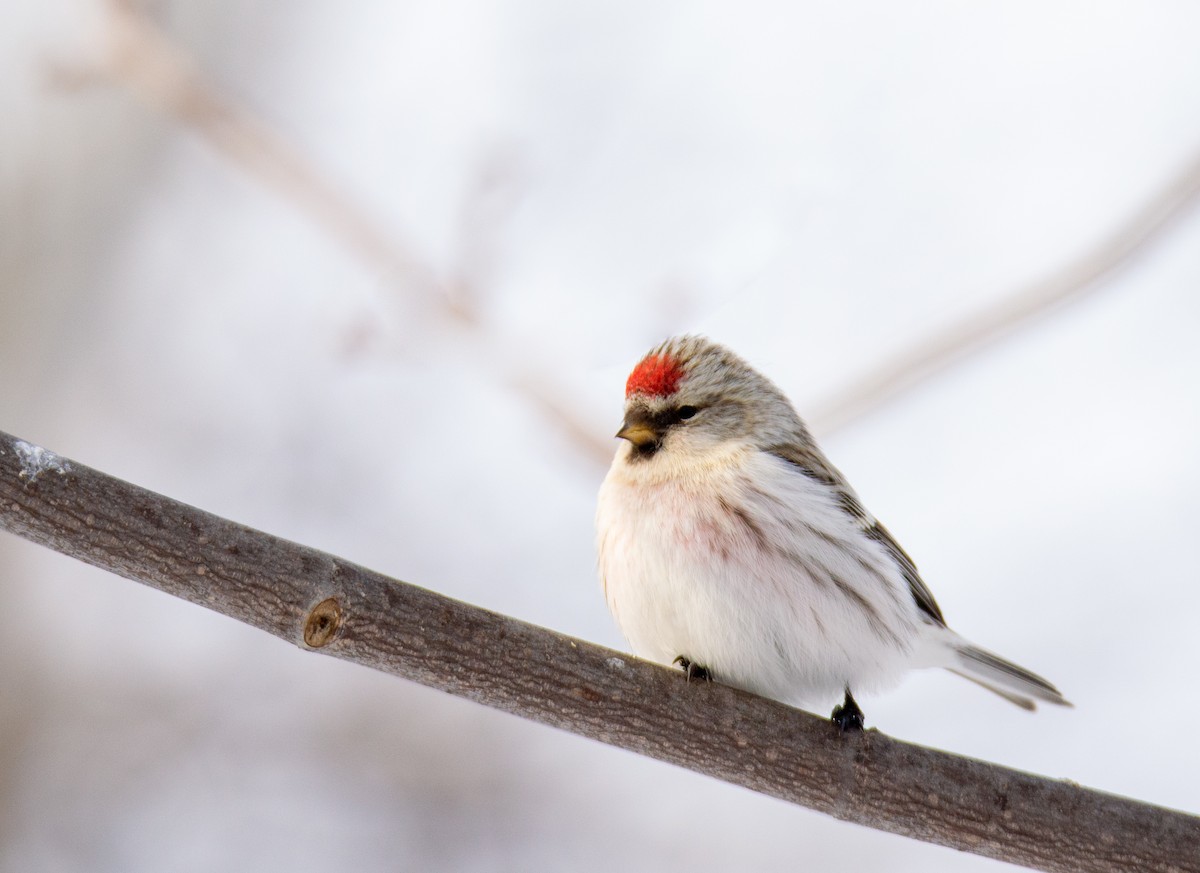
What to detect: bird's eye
<box><xmin>677</xmin><ymin>406</ymin><xmax>699</xmax><ymax>420</ymax></box>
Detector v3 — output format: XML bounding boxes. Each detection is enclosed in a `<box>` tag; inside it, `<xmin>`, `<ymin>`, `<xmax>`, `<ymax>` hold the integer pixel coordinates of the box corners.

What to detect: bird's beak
<box><xmin>615</xmin><ymin>421</ymin><xmax>661</xmax><ymax>449</ymax></box>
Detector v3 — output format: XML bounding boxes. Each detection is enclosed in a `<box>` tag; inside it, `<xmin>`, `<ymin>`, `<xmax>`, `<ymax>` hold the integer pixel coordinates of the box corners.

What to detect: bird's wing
<box><xmin>864</xmin><ymin>520</ymin><xmax>945</xmax><ymax>625</ymax></box>
<box><xmin>766</xmin><ymin>443</ymin><xmax>946</xmax><ymax>626</ymax></box>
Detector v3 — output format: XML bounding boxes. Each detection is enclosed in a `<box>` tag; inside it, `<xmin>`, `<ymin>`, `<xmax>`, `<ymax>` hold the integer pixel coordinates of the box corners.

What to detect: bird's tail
<box><xmin>927</xmin><ymin>629</ymin><xmax>1072</xmax><ymax>711</ymax></box>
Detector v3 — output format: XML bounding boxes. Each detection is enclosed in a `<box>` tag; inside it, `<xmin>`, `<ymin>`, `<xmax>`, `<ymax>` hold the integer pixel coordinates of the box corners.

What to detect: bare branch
<box><xmin>1</xmin><ymin>429</ymin><xmax>1196</xmax><ymax>873</ymax></box>
<box><xmin>810</xmin><ymin>149</ymin><xmax>1200</xmax><ymax>434</ymax></box>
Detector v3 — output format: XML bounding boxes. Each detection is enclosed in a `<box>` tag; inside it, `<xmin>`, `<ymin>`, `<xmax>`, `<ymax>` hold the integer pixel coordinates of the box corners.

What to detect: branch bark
<box><xmin>0</xmin><ymin>429</ymin><xmax>1195</xmax><ymax>873</ymax></box>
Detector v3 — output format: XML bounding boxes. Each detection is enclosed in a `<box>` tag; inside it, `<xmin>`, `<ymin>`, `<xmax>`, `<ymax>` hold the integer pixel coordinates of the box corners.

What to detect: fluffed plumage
<box><xmin>596</xmin><ymin>336</ymin><xmax>1069</xmax><ymax>724</ymax></box>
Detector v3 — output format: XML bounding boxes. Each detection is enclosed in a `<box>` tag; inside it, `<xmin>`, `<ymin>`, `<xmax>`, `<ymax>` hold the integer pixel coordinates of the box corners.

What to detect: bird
<box><xmin>595</xmin><ymin>335</ymin><xmax>1070</xmax><ymax>730</ymax></box>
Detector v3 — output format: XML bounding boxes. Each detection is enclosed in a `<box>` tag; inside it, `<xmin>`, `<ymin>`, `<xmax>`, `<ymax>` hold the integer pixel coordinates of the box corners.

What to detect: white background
<box><xmin>3</xmin><ymin>2</ymin><xmax>1199</xmax><ymax>870</ymax></box>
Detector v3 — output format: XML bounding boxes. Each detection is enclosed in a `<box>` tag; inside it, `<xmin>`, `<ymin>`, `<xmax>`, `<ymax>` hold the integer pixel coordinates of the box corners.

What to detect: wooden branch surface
<box><xmin>1</xmin><ymin>429</ymin><xmax>1196</xmax><ymax>873</ymax></box>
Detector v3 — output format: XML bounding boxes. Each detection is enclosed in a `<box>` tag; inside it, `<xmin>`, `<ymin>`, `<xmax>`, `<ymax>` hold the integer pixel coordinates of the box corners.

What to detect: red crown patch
<box><xmin>626</xmin><ymin>354</ymin><xmax>684</xmax><ymax>398</ymax></box>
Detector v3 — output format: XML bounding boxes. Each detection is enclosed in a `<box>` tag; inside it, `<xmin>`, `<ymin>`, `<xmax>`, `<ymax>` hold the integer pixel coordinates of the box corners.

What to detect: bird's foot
<box><xmin>831</xmin><ymin>688</ymin><xmax>865</xmax><ymax>733</ymax></box>
<box><xmin>672</xmin><ymin>655</ymin><xmax>713</xmax><ymax>683</ymax></box>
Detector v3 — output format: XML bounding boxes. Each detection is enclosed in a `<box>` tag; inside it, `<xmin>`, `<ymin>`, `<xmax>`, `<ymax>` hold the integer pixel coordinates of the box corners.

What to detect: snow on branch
<box><xmin>0</xmin><ymin>428</ymin><xmax>1196</xmax><ymax>873</ymax></box>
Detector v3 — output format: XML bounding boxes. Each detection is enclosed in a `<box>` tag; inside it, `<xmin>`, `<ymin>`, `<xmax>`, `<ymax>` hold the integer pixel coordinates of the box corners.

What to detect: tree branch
<box><xmin>0</xmin><ymin>428</ymin><xmax>1195</xmax><ymax>873</ymax></box>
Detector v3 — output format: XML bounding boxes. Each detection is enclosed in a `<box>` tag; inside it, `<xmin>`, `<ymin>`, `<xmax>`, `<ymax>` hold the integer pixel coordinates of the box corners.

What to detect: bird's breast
<box><xmin>595</xmin><ymin>447</ymin><xmax>922</xmax><ymax>703</ymax></box>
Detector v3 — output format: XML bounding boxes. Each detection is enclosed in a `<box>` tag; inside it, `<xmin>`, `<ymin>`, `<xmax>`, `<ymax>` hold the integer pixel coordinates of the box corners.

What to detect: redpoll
<box><xmin>596</xmin><ymin>336</ymin><xmax>1069</xmax><ymax>730</ymax></box>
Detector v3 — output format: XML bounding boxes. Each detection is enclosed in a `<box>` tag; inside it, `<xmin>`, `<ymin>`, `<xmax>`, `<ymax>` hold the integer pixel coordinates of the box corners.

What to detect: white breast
<box><xmin>595</xmin><ymin>444</ymin><xmax>923</xmax><ymax>707</ymax></box>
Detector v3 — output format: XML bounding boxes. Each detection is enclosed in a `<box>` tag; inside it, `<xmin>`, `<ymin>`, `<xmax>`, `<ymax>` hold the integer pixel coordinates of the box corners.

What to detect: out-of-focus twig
<box><xmin>3</xmin><ymin>429</ymin><xmax>1198</xmax><ymax>873</ymax></box>
<box><xmin>99</xmin><ymin>0</ymin><xmax>444</xmax><ymax>301</ymax></box>
<box><xmin>78</xmin><ymin>2</ymin><xmax>1200</xmax><ymax>462</ymax></box>
<box><xmin>444</xmin><ymin>148</ymin><xmax>526</xmax><ymax>320</ymax></box>
<box><xmin>809</xmin><ymin>149</ymin><xmax>1200</xmax><ymax>435</ymax></box>
<box><xmin>65</xmin><ymin>0</ymin><xmax>611</xmax><ymax>463</ymax></box>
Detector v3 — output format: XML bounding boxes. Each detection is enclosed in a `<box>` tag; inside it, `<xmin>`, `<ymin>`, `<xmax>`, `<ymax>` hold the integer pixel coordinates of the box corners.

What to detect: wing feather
<box><xmin>766</xmin><ymin>445</ymin><xmax>946</xmax><ymax>625</ymax></box>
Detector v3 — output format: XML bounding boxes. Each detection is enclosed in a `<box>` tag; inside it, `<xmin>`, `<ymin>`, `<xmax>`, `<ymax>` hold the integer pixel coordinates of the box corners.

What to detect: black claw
<box><xmin>831</xmin><ymin>688</ymin><xmax>865</xmax><ymax>733</ymax></box>
<box><xmin>672</xmin><ymin>655</ymin><xmax>713</xmax><ymax>683</ymax></box>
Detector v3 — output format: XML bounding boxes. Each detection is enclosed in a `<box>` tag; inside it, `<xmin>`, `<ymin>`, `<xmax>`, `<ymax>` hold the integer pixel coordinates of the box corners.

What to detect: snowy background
<box><xmin>3</xmin><ymin>2</ymin><xmax>1200</xmax><ymax>870</ymax></box>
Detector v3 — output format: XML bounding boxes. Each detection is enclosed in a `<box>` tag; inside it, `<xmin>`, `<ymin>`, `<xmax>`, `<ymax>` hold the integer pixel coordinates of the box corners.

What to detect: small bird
<box><xmin>596</xmin><ymin>336</ymin><xmax>1069</xmax><ymax>730</ymax></box>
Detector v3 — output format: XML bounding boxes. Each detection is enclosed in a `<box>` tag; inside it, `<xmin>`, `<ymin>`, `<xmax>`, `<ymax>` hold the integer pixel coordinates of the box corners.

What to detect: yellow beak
<box><xmin>615</xmin><ymin>422</ymin><xmax>660</xmax><ymax>449</ymax></box>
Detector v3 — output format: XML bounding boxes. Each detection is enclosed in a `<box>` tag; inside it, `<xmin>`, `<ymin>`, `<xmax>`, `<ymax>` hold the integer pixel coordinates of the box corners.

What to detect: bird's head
<box><xmin>616</xmin><ymin>336</ymin><xmax>804</xmax><ymax>463</ymax></box>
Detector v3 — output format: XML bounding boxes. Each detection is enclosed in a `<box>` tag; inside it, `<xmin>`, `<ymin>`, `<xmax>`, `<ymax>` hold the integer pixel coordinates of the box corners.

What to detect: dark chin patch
<box><xmin>627</xmin><ymin>440</ymin><xmax>663</xmax><ymax>461</ymax></box>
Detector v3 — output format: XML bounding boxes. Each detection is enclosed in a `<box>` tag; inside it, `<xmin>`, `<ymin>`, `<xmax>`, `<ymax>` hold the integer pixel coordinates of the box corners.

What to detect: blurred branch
<box><xmin>97</xmin><ymin>0</ymin><xmax>443</xmax><ymax>301</ymax></box>
<box><xmin>2</xmin><ymin>429</ymin><xmax>1197</xmax><ymax>873</ymax></box>
<box><xmin>810</xmin><ymin>149</ymin><xmax>1200</xmax><ymax>434</ymax></box>
<box><xmin>444</xmin><ymin>148</ymin><xmax>527</xmax><ymax>319</ymax></box>
<box><xmin>67</xmin><ymin>3</ymin><xmax>1200</xmax><ymax>460</ymax></box>
<box><xmin>69</xmin><ymin>1</ymin><xmax>612</xmax><ymax>462</ymax></box>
